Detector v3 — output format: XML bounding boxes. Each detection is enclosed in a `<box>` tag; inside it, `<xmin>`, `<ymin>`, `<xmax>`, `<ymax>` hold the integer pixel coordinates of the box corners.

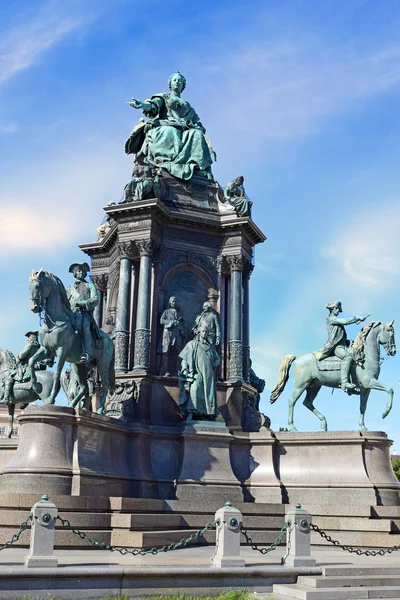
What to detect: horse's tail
<box><xmin>270</xmin><ymin>354</ymin><xmax>296</xmax><ymax>404</ymax></box>
<box><xmin>108</xmin><ymin>344</ymin><xmax>115</xmax><ymax>395</ymax></box>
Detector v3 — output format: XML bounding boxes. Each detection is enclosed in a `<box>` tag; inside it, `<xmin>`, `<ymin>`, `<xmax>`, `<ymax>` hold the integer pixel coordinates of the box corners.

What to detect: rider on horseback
<box><xmin>66</xmin><ymin>262</ymin><xmax>99</xmax><ymax>363</ymax></box>
<box><xmin>3</xmin><ymin>331</ymin><xmax>40</xmax><ymax>403</ymax></box>
<box><xmin>319</xmin><ymin>301</ymin><xmax>367</xmax><ymax>391</ymax></box>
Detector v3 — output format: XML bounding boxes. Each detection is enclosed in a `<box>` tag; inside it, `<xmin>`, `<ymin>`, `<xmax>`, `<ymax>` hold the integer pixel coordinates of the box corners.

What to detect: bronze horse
<box><xmin>0</xmin><ymin>349</ymin><xmax>53</xmax><ymax>436</ymax></box>
<box><xmin>27</xmin><ymin>269</ymin><xmax>115</xmax><ymax>414</ymax></box>
<box><xmin>270</xmin><ymin>321</ymin><xmax>396</xmax><ymax>432</ymax></box>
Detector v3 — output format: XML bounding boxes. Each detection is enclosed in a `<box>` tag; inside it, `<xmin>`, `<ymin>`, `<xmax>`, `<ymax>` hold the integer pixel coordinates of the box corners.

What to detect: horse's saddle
<box><xmin>313</xmin><ymin>351</ymin><xmax>341</xmax><ymax>371</ymax></box>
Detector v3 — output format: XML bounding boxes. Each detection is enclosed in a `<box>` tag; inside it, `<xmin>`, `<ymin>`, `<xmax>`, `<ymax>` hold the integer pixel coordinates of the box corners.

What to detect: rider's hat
<box><xmin>326</xmin><ymin>301</ymin><xmax>342</xmax><ymax>312</ymax></box>
<box><xmin>25</xmin><ymin>330</ymin><xmax>39</xmax><ymax>338</ymax></box>
<box><xmin>69</xmin><ymin>262</ymin><xmax>90</xmax><ymax>275</ymax></box>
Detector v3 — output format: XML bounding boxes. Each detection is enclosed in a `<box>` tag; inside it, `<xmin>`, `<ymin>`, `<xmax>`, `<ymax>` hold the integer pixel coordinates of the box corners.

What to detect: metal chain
<box><xmin>0</xmin><ymin>514</ymin><xmax>32</xmax><ymax>551</ymax></box>
<box><xmin>310</xmin><ymin>523</ymin><xmax>400</xmax><ymax>556</ymax></box>
<box><xmin>240</xmin><ymin>520</ymin><xmax>291</xmax><ymax>554</ymax></box>
<box><xmin>57</xmin><ymin>515</ymin><xmax>220</xmax><ymax>556</ymax></box>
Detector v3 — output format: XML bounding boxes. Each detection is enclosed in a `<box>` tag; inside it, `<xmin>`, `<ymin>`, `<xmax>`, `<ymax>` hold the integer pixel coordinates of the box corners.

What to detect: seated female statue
<box><xmin>125</xmin><ymin>72</ymin><xmax>216</xmax><ymax>181</ymax></box>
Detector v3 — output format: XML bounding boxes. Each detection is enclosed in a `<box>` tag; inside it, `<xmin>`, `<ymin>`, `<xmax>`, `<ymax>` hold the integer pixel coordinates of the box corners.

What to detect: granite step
<box><xmin>312</xmin><ymin>516</ymin><xmax>392</xmax><ymax>532</ymax></box>
<box><xmin>297</xmin><ymin>574</ymin><xmax>400</xmax><ymax>588</ymax></box>
<box><xmin>0</xmin><ymin>527</ymin><xmax>111</xmax><ymax>548</ymax></box>
<box><xmin>311</xmin><ymin>529</ymin><xmax>399</xmax><ymax>547</ymax></box>
<box><xmin>111</xmin><ymin>528</ymin><xmax>212</xmax><ymax>548</ymax></box>
<box><xmin>273</xmin><ymin>583</ymin><xmax>400</xmax><ymax>599</ymax></box>
<box><xmin>323</xmin><ymin>567</ymin><xmax>400</xmax><ymax>576</ymax></box>
<box><xmin>111</xmin><ymin>512</ymin><xmax>285</xmax><ymax>530</ymax></box>
<box><xmin>0</xmin><ymin>509</ymin><xmax>112</xmax><ymax>529</ymax></box>
<box><xmin>372</xmin><ymin>506</ymin><xmax>400</xmax><ymax>519</ymax></box>
<box><xmin>300</xmin><ymin>505</ymin><xmax>373</xmax><ymax>517</ymax></box>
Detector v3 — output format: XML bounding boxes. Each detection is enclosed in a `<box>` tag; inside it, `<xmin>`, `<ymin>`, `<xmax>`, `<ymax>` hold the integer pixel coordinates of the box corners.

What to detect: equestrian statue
<box><xmin>0</xmin><ymin>332</ymin><xmax>53</xmax><ymax>437</ymax></box>
<box><xmin>27</xmin><ymin>267</ymin><xmax>115</xmax><ymax>415</ymax></box>
<box><xmin>270</xmin><ymin>301</ymin><xmax>396</xmax><ymax>432</ymax></box>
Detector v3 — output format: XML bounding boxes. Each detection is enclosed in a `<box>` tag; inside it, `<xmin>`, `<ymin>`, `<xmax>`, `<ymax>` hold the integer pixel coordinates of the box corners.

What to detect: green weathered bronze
<box><xmin>27</xmin><ymin>268</ymin><xmax>115</xmax><ymax>414</ymax></box>
<box><xmin>224</xmin><ymin>175</ymin><xmax>253</xmax><ymax>217</ymax></box>
<box><xmin>125</xmin><ymin>71</ymin><xmax>216</xmax><ymax>181</ymax></box>
<box><xmin>270</xmin><ymin>308</ymin><xmax>396</xmax><ymax>432</ymax></box>
<box><xmin>0</xmin><ymin>342</ymin><xmax>53</xmax><ymax>437</ymax></box>
<box><xmin>178</xmin><ymin>302</ymin><xmax>221</xmax><ymax>420</ymax></box>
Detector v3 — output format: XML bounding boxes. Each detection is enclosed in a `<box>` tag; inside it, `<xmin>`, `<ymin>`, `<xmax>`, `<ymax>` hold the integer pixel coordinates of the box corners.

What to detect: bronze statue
<box><xmin>192</xmin><ymin>301</ymin><xmax>221</xmax><ymax>347</ymax></box>
<box><xmin>160</xmin><ymin>296</ymin><xmax>186</xmax><ymax>376</ymax></box>
<box><xmin>66</xmin><ymin>262</ymin><xmax>99</xmax><ymax>363</ymax></box>
<box><xmin>103</xmin><ymin>314</ymin><xmax>115</xmax><ymax>339</ymax></box>
<box><xmin>125</xmin><ymin>71</ymin><xmax>216</xmax><ymax>181</ymax></box>
<box><xmin>178</xmin><ymin>322</ymin><xmax>220</xmax><ymax>420</ymax></box>
<box><xmin>224</xmin><ymin>175</ymin><xmax>253</xmax><ymax>217</ymax></box>
<box><xmin>96</xmin><ymin>203</ymin><xmax>116</xmax><ymax>241</ymax></box>
<box><xmin>3</xmin><ymin>331</ymin><xmax>40</xmax><ymax>403</ymax></box>
<box><xmin>123</xmin><ymin>164</ymin><xmax>163</xmax><ymax>203</ymax></box>
<box><xmin>28</xmin><ymin>268</ymin><xmax>115</xmax><ymax>414</ymax></box>
<box><xmin>319</xmin><ymin>301</ymin><xmax>367</xmax><ymax>391</ymax></box>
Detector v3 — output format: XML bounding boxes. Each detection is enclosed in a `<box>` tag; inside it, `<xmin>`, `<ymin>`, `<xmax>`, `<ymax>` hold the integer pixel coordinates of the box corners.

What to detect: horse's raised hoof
<box><xmin>288</xmin><ymin>425</ymin><xmax>298</xmax><ymax>432</ymax></box>
<box><xmin>382</xmin><ymin>409</ymin><xmax>390</xmax><ymax>419</ymax></box>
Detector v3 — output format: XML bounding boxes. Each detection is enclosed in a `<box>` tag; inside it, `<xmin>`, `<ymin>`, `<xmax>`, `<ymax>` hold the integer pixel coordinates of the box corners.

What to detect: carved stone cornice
<box><xmin>226</xmin><ymin>254</ymin><xmax>244</xmax><ymax>273</ymax></box>
<box><xmin>90</xmin><ymin>273</ymin><xmax>109</xmax><ymax>292</ymax></box>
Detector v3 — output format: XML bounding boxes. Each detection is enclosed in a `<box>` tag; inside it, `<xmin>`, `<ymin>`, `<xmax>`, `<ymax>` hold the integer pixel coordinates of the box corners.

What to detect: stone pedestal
<box><xmin>1</xmin><ymin>405</ymin><xmax>158</xmax><ymax>498</ymax></box>
<box><xmin>274</xmin><ymin>430</ymin><xmax>400</xmax><ymax>506</ymax></box>
<box><xmin>242</xmin><ymin>430</ymin><xmax>283</xmax><ymax>503</ymax></box>
<box><xmin>175</xmin><ymin>422</ymin><xmax>242</xmax><ymax>503</ymax></box>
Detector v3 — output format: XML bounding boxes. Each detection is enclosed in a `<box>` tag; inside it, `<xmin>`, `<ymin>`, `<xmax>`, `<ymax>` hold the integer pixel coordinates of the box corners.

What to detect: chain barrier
<box><xmin>240</xmin><ymin>519</ymin><xmax>291</xmax><ymax>554</ymax></box>
<box><xmin>310</xmin><ymin>523</ymin><xmax>400</xmax><ymax>557</ymax></box>
<box><xmin>57</xmin><ymin>515</ymin><xmax>220</xmax><ymax>556</ymax></box>
<box><xmin>0</xmin><ymin>514</ymin><xmax>32</xmax><ymax>551</ymax></box>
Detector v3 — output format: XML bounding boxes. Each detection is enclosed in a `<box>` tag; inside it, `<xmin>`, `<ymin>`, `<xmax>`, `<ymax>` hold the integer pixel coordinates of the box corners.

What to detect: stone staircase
<box><xmin>2</xmin><ymin>494</ymin><xmax>400</xmax><ymax>552</ymax></box>
<box><xmin>306</xmin><ymin>504</ymin><xmax>400</xmax><ymax>548</ymax></box>
<box><xmin>0</xmin><ymin>494</ymin><xmax>286</xmax><ymax>549</ymax></box>
<box><xmin>268</xmin><ymin>566</ymin><xmax>400</xmax><ymax>599</ymax></box>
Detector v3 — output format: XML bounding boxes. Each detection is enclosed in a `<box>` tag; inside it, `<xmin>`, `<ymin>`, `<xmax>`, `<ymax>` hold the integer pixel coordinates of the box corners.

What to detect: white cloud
<box><xmin>0</xmin><ymin>123</ymin><xmax>18</xmax><ymax>134</ymax></box>
<box><xmin>0</xmin><ymin>10</ymin><xmax>82</xmax><ymax>87</ymax></box>
<box><xmin>322</xmin><ymin>203</ymin><xmax>400</xmax><ymax>289</ymax></box>
<box><xmin>0</xmin><ymin>144</ymin><xmax>126</xmax><ymax>253</ymax></box>
<box><xmin>196</xmin><ymin>38</ymin><xmax>400</xmax><ymax>141</ymax></box>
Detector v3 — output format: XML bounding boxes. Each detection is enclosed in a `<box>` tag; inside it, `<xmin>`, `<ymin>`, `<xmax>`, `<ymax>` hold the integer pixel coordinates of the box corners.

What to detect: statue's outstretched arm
<box><xmin>127</xmin><ymin>98</ymin><xmax>152</xmax><ymax>111</ymax></box>
<box><xmin>330</xmin><ymin>316</ymin><xmax>363</xmax><ymax>326</ymax></box>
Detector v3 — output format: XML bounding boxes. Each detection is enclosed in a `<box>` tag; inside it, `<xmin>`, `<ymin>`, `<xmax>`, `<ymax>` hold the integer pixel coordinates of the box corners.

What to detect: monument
<box><xmin>0</xmin><ymin>72</ymin><xmax>399</xmax><ymax>520</ymax></box>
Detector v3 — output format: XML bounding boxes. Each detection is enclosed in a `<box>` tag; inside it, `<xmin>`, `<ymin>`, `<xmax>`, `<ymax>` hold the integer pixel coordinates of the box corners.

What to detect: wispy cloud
<box><xmin>322</xmin><ymin>202</ymin><xmax>400</xmax><ymax>288</ymax></box>
<box><xmin>0</xmin><ymin>123</ymin><xmax>18</xmax><ymax>134</ymax></box>
<box><xmin>197</xmin><ymin>37</ymin><xmax>400</xmax><ymax>141</ymax></box>
<box><xmin>0</xmin><ymin>2</ymin><xmax>89</xmax><ymax>87</ymax></box>
<box><xmin>0</xmin><ymin>144</ymin><xmax>126</xmax><ymax>254</ymax></box>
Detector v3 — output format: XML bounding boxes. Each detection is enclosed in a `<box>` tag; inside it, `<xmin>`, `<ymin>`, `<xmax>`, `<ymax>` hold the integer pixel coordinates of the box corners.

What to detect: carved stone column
<box><xmin>91</xmin><ymin>274</ymin><xmax>108</xmax><ymax>329</ymax></box>
<box><xmin>115</xmin><ymin>242</ymin><xmax>133</xmax><ymax>372</ymax></box>
<box><xmin>227</xmin><ymin>255</ymin><xmax>243</xmax><ymax>381</ymax></box>
<box><xmin>133</xmin><ymin>239</ymin><xmax>155</xmax><ymax>371</ymax></box>
<box><xmin>242</xmin><ymin>258</ymin><xmax>254</xmax><ymax>382</ymax></box>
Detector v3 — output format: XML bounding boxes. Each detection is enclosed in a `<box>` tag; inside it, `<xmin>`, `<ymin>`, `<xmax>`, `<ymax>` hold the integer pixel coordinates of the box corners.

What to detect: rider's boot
<box><xmin>341</xmin><ymin>355</ymin><xmax>356</xmax><ymax>391</ymax></box>
<box><xmin>80</xmin><ymin>325</ymin><xmax>91</xmax><ymax>363</ymax></box>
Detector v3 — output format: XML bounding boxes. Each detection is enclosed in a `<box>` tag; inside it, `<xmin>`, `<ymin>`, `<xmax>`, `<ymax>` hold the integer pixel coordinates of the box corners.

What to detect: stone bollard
<box><xmin>211</xmin><ymin>501</ymin><xmax>245</xmax><ymax>568</ymax></box>
<box><xmin>283</xmin><ymin>503</ymin><xmax>316</xmax><ymax>567</ymax></box>
<box><xmin>24</xmin><ymin>494</ymin><xmax>58</xmax><ymax>568</ymax></box>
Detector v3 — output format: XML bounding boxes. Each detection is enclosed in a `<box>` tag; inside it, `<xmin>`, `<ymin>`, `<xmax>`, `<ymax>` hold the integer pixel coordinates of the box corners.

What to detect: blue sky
<box><xmin>1</xmin><ymin>0</ymin><xmax>400</xmax><ymax>445</ymax></box>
